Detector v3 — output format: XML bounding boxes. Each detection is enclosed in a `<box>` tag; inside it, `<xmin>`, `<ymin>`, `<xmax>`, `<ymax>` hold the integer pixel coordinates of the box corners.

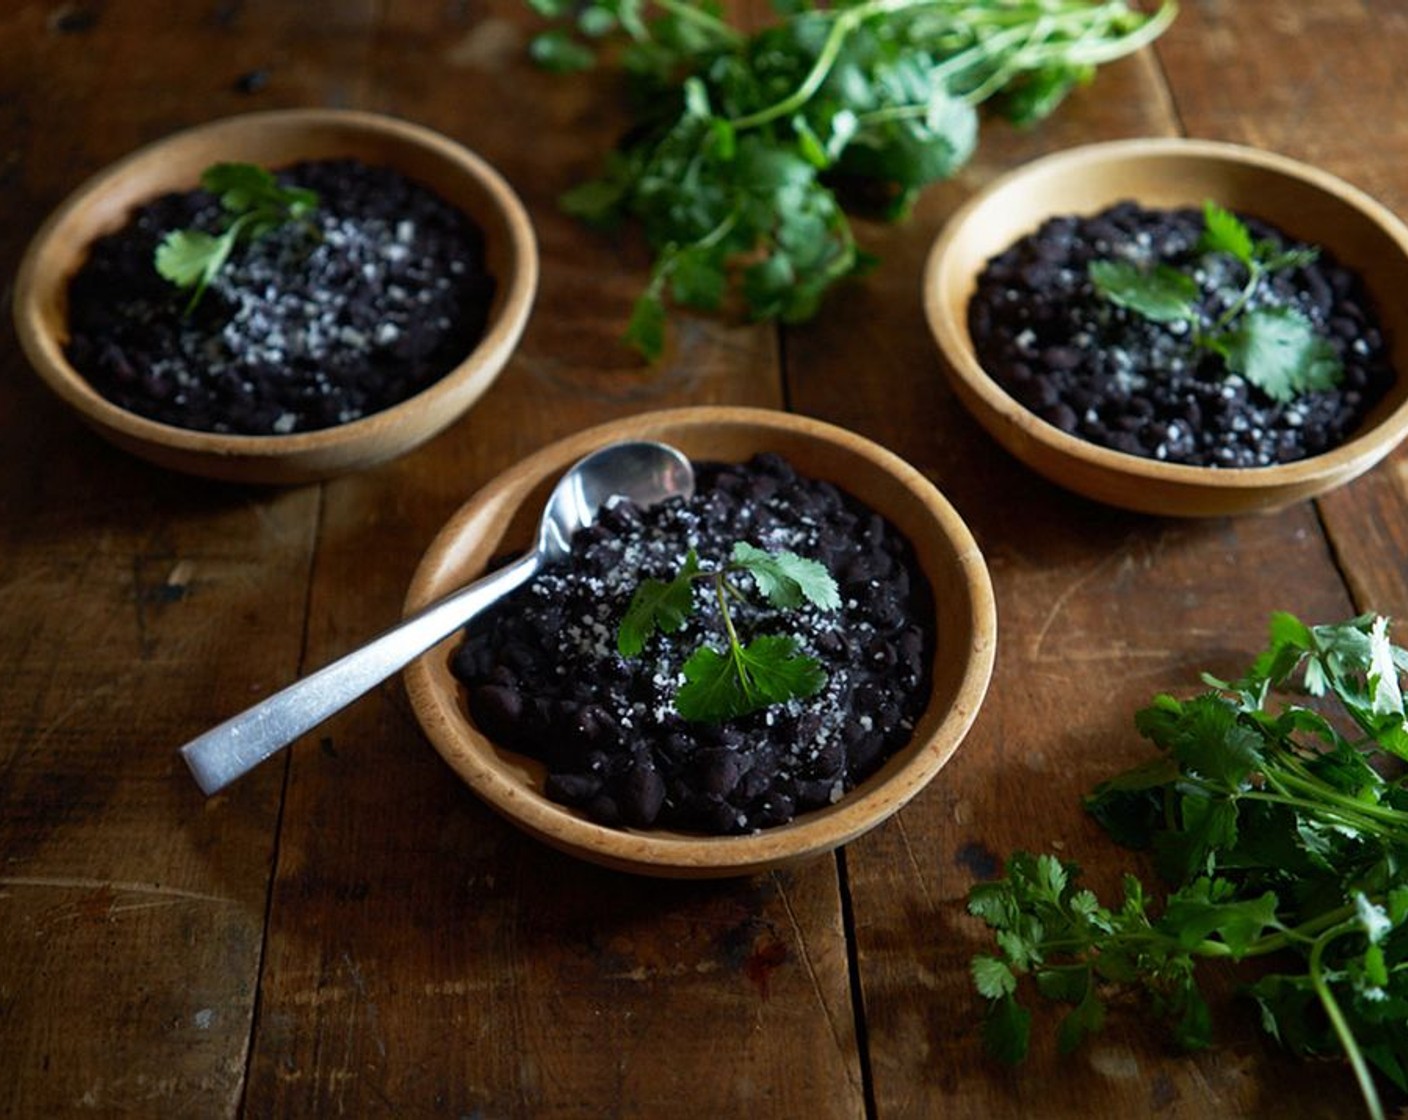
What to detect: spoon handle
<box><xmin>180</xmin><ymin>552</ymin><xmax>540</xmax><ymax>796</ymax></box>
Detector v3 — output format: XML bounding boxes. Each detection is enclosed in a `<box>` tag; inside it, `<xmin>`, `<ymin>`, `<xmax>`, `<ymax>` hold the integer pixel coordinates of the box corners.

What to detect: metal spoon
<box><xmin>180</xmin><ymin>440</ymin><xmax>696</xmax><ymax>795</ymax></box>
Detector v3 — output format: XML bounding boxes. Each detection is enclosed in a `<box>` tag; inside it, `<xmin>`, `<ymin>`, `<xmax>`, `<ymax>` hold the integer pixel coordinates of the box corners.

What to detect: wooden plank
<box><xmin>781</xmin><ymin>27</ymin><xmax>1370</xmax><ymax>1118</ymax></box>
<box><xmin>1149</xmin><ymin>0</ymin><xmax>1408</xmax><ymax>625</ymax></box>
<box><xmin>0</xmin><ymin>6</ymin><xmax>325</xmax><ymax>1116</ymax></box>
<box><xmin>239</xmin><ymin>2</ymin><xmax>863</xmax><ymax>1115</ymax></box>
<box><xmin>7</xmin><ymin>2</ymin><xmax>1404</xmax><ymax>1117</ymax></box>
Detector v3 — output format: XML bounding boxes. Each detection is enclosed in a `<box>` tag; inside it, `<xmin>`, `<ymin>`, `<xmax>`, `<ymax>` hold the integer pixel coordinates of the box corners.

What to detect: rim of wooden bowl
<box><xmin>923</xmin><ymin>137</ymin><xmax>1408</xmax><ymax>516</ymax></box>
<box><xmin>402</xmin><ymin>406</ymin><xmax>997</xmax><ymax>878</ymax></box>
<box><xmin>12</xmin><ymin>108</ymin><xmax>538</xmax><ymax>484</ymax></box>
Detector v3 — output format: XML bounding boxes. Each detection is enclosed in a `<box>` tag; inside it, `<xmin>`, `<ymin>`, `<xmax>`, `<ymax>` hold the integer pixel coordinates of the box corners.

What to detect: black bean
<box><xmin>693</xmin><ymin>748</ymin><xmax>742</xmax><ymax>798</ymax></box>
<box><xmin>64</xmin><ymin>159</ymin><xmax>495</xmax><ymax>436</ymax></box>
<box><xmin>620</xmin><ymin>763</ymin><xmax>666</xmax><ymax>827</ymax></box>
<box><xmin>795</xmin><ymin>779</ymin><xmax>838</xmax><ymax>810</ymax></box>
<box><xmin>846</xmin><ymin>730</ymin><xmax>886</xmax><ymax>775</ymax></box>
<box><xmin>968</xmin><ymin>200</ymin><xmax>1393</xmax><ymax>468</ymax></box>
<box><xmin>469</xmin><ymin>684</ymin><xmax>522</xmax><ymax>742</ymax></box>
<box><xmin>545</xmin><ymin>772</ymin><xmax>602</xmax><ymax>805</ymax></box>
<box><xmin>1042</xmin><ymin>345</ymin><xmax>1082</xmax><ymax>371</ymax></box>
<box><xmin>452</xmin><ymin>454</ymin><xmax>934</xmax><ymax>836</ymax></box>
<box><xmin>571</xmin><ymin>704</ymin><xmax>621</xmax><ymax>747</ymax></box>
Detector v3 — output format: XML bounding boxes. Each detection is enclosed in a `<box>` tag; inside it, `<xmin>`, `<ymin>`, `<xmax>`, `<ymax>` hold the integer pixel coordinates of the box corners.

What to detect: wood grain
<box><xmin>1</xmin><ymin>1</ymin><xmax>1403</xmax><ymax>1117</ymax></box>
<box><xmin>1152</xmin><ymin>0</ymin><xmax>1408</xmax><ymax>629</ymax></box>
<box><xmin>782</xmin><ymin>13</ymin><xmax>1377</xmax><ymax>1117</ymax></box>
<box><xmin>219</xmin><ymin>2</ymin><xmax>856</xmax><ymax>1115</ymax></box>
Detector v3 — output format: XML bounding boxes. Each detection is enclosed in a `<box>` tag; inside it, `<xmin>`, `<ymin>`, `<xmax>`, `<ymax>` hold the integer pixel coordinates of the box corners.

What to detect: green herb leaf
<box><xmin>624</xmin><ymin>290</ymin><xmax>668</xmax><ymax>362</ymax></box>
<box><xmin>972</xmin><ymin>955</ymin><xmax>1019</xmax><ymax>1000</ymax></box>
<box><xmin>154</xmin><ymin>228</ymin><xmax>235</xmax><ymax>296</ymax></box>
<box><xmin>1257</xmin><ymin>244</ymin><xmax>1319</xmax><ymax>273</ymax></box>
<box><xmin>616</xmin><ymin>549</ymin><xmax>699</xmax><ymax>656</ymax></box>
<box><xmin>675</xmin><ymin>644</ymin><xmax>748</xmax><ymax>722</ymax></box>
<box><xmin>1221</xmin><ymin>306</ymin><xmax>1342</xmax><ymax>403</ymax></box>
<box><xmin>983</xmin><ymin>994</ymin><xmax>1032</xmax><ymax>1066</ymax></box>
<box><xmin>1088</xmin><ymin>259</ymin><xmax>1199</xmax><ymax>323</ymax></box>
<box><xmin>970</xmin><ymin>610</ymin><xmax>1408</xmax><ymax>1120</ymax></box>
<box><xmin>1198</xmin><ymin>200</ymin><xmax>1254</xmax><ymax>266</ymax></box>
<box><xmin>1056</xmin><ymin>987</ymin><xmax>1107</xmax><ymax>1055</ymax></box>
<box><xmin>617</xmin><ymin>540</ymin><xmax>838</xmax><ymax>721</ymax></box>
<box><xmin>736</xmin><ymin>633</ymin><xmax>827</xmax><ymax>704</ymax></box>
<box><xmin>527</xmin><ymin>0</ymin><xmax>1177</xmax><ymax>359</ymax></box>
<box><xmin>529</xmin><ymin>28</ymin><xmax>597</xmax><ymax>72</ymax></box>
<box><xmin>1091</xmin><ymin>200</ymin><xmax>1345</xmax><ymax>404</ymax></box>
<box><xmin>730</xmin><ymin>542</ymin><xmax>841</xmax><ymax>610</ymax></box>
<box><xmin>674</xmin><ymin>634</ymin><xmax>826</xmax><ymax>722</ymax></box>
<box><xmin>154</xmin><ymin>160</ymin><xmax>320</xmax><ymax>311</ymax></box>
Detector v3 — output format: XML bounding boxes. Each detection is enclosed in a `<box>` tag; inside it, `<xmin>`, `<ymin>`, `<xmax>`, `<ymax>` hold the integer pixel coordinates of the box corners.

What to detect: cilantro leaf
<box><xmin>616</xmin><ymin>550</ymin><xmax>699</xmax><ymax>656</ymax></box>
<box><xmin>983</xmin><ymin>994</ymin><xmax>1032</xmax><ymax>1066</ymax></box>
<box><xmin>1220</xmin><ymin>306</ymin><xmax>1342</xmax><ymax>404</ymax></box>
<box><xmin>730</xmin><ymin>542</ymin><xmax>841</xmax><ymax>610</ymax></box>
<box><xmin>1198</xmin><ymin>200</ymin><xmax>1254</xmax><ymax>265</ymax></box>
<box><xmin>675</xmin><ymin>644</ymin><xmax>748</xmax><ymax>722</ymax></box>
<box><xmin>529</xmin><ymin>28</ymin><xmax>597</xmax><ymax>72</ymax></box>
<box><xmin>528</xmin><ymin>0</ymin><xmax>1176</xmax><ymax>359</ymax></box>
<box><xmin>1056</xmin><ymin>987</ymin><xmax>1107</xmax><ymax>1055</ymax></box>
<box><xmin>624</xmin><ymin>290</ymin><xmax>668</xmax><ymax>362</ymax></box>
<box><xmin>154</xmin><ymin>229</ymin><xmax>234</xmax><ymax>295</ymax></box>
<box><xmin>1257</xmin><ymin>243</ymin><xmax>1319</xmax><ymax>273</ymax></box>
<box><xmin>1090</xmin><ymin>200</ymin><xmax>1344</xmax><ymax>404</ymax></box>
<box><xmin>1368</xmin><ymin>615</ymin><xmax>1404</xmax><ymax>718</ymax></box>
<box><xmin>154</xmin><ymin>160</ymin><xmax>320</xmax><ymax>311</ymax></box>
<box><xmin>1088</xmin><ymin>259</ymin><xmax>1199</xmax><ymax>323</ymax></box>
<box><xmin>1158</xmin><ymin>881</ymin><xmax>1280</xmax><ymax>956</ymax></box>
<box><xmin>674</xmin><ymin>635</ymin><xmax>826</xmax><ymax>722</ymax></box>
<box><xmin>617</xmin><ymin>540</ymin><xmax>838</xmax><ymax>721</ymax></box>
<box><xmin>972</xmin><ymin>955</ymin><xmax>1018</xmax><ymax>1000</ymax></box>
<box><xmin>970</xmin><ymin>611</ymin><xmax>1408</xmax><ymax>1120</ymax></box>
<box><xmin>736</xmin><ymin>634</ymin><xmax>826</xmax><ymax>704</ymax></box>
<box><xmin>1153</xmin><ymin>694</ymin><xmax>1265</xmax><ymax>787</ymax></box>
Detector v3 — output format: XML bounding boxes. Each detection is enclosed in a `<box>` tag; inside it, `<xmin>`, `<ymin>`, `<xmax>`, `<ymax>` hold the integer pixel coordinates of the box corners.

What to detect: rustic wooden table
<box><xmin>3</xmin><ymin>2</ymin><xmax>1405</xmax><ymax>1116</ymax></box>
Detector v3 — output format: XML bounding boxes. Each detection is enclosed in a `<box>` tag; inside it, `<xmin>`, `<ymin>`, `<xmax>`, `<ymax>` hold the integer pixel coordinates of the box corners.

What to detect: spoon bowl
<box><xmin>179</xmin><ymin>440</ymin><xmax>694</xmax><ymax>794</ymax></box>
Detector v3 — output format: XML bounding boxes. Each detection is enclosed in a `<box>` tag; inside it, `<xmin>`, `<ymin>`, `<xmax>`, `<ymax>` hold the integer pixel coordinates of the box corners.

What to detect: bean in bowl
<box><xmin>967</xmin><ymin>199</ymin><xmax>1395</xmax><ymax>468</ymax></box>
<box><xmin>450</xmin><ymin>452</ymin><xmax>934</xmax><ymax>835</ymax></box>
<box><xmin>64</xmin><ymin>157</ymin><xmax>496</xmax><ymax>436</ymax></box>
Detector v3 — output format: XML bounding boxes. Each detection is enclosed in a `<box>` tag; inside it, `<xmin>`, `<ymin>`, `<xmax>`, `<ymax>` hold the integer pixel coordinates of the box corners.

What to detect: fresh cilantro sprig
<box><xmin>1089</xmin><ymin>200</ymin><xmax>1342</xmax><ymax>403</ymax></box>
<box><xmin>970</xmin><ymin>612</ymin><xmax>1408</xmax><ymax>1120</ymax></box>
<box><xmin>617</xmin><ymin>541</ymin><xmax>841</xmax><ymax>722</ymax></box>
<box><xmin>527</xmin><ymin>0</ymin><xmax>1178</xmax><ymax>360</ymax></box>
<box><xmin>154</xmin><ymin>162</ymin><xmax>320</xmax><ymax>311</ymax></box>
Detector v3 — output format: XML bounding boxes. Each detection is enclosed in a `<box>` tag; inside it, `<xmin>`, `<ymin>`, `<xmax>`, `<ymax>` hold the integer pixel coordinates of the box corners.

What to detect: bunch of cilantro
<box><xmin>970</xmin><ymin>613</ymin><xmax>1408</xmax><ymax>1120</ymax></box>
<box><xmin>527</xmin><ymin>0</ymin><xmax>1177</xmax><ymax>359</ymax></box>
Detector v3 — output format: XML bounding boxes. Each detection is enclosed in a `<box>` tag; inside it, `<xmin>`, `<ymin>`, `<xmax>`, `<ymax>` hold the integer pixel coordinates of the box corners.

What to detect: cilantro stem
<box><xmin>1200</xmin><ymin>257</ymin><xmax>1265</xmax><ymax>343</ymax></box>
<box><xmin>1309</xmin><ymin>921</ymin><xmax>1386</xmax><ymax>1120</ymax></box>
<box><xmin>726</xmin><ymin>0</ymin><xmax>883</xmax><ymax>131</ymax></box>
<box><xmin>646</xmin><ymin>0</ymin><xmax>741</xmax><ymax>45</ymax></box>
<box><xmin>712</xmin><ymin>566</ymin><xmax>757</xmax><ymax>703</ymax></box>
<box><xmin>1163</xmin><ymin>756</ymin><xmax>1408</xmax><ymax>839</ymax></box>
<box><xmin>1256</xmin><ymin>767</ymin><xmax>1408</xmax><ymax>836</ymax></box>
<box><xmin>646</xmin><ymin>208</ymin><xmax>740</xmax><ymax>300</ymax></box>
<box><xmin>727</xmin><ymin>0</ymin><xmax>1176</xmax><ymax>130</ymax></box>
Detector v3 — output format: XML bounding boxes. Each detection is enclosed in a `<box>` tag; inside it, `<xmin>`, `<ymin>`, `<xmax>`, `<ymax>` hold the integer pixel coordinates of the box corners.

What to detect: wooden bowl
<box><xmin>923</xmin><ymin>138</ymin><xmax>1408</xmax><ymax>516</ymax></box>
<box><xmin>402</xmin><ymin>407</ymin><xmax>997</xmax><ymax>878</ymax></box>
<box><xmin>12</xmin><ymin>109</ymin><xmax>537</xmax><ymax>484</ymax></box>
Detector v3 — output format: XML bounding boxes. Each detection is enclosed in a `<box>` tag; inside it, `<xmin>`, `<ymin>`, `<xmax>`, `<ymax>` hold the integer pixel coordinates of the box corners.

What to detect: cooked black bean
<box><xmin>967</xmin><ymin>200</ymin><xmax>1395</xmax><ymax>468</ymax></box>
<box><xmin>451</xmin><ymin>454</ymin><xmax>934</xmax><ymax>835</ymax></box>
<box><xmin>65</xmin><ymin>158</ymin><xmax>495</xmax><ymax>436</ymax></box>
